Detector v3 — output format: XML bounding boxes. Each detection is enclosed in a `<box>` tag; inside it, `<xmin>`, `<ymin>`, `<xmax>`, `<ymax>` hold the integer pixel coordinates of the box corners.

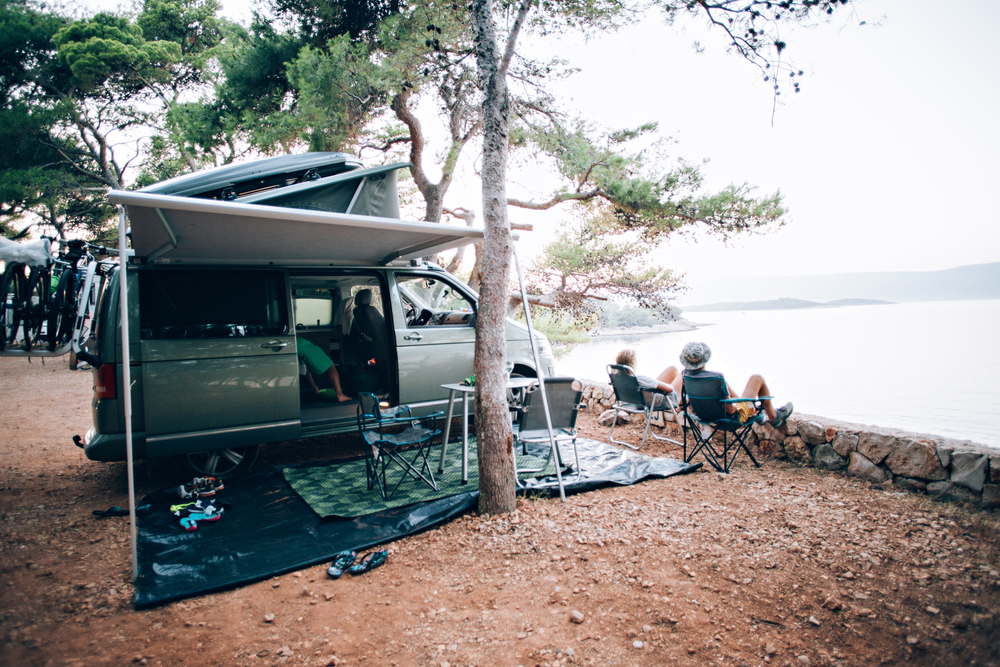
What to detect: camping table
<box><xmin>438</xmin><ymin>377</ymin><xmax>538</xmax><ymax>484</ymax></box>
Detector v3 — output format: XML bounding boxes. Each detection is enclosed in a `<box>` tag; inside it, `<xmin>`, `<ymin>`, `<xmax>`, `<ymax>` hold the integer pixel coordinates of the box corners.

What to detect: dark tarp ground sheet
<box><xmin>133</xmin><ymin>438</ymin><xmax>699</xmax><ymax>609</ymax></box>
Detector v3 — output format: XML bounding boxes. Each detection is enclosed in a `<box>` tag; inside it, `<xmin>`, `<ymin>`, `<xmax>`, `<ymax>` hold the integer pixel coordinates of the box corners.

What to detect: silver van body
<box><xmin>83</xmin><ymin>155</ymin><xmax>556</xmax><ymax>475</ymax></box>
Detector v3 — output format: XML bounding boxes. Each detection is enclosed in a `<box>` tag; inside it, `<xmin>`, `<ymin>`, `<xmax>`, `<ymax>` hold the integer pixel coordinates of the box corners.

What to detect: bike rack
<box><xmin>0</xmin><ymin>343</ymin><xmax>74</xmax><ymax>358</ymax></box>
<box><xmin>2</xmin><ymin>245</ymin><xmax>116</xmax><ymax>362</ymax></box>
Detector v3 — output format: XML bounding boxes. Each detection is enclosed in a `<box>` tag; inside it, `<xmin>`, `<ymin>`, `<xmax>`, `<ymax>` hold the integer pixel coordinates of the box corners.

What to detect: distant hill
<box><xmin>683</xmin><ymin>297</ymin><xmax>893</xmax><ymax>313</ymax></box>
<box><xmin>682</xmin><ymin>262</ymin><xmax>1000</xmax><ymax>306</ymax></box>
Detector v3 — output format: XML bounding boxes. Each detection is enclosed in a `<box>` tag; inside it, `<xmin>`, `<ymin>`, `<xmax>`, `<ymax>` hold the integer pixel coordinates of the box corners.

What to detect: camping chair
<box><xmin>512</xmin><ymin>377</ymin><xmax>584</xmax><ymax>485</ymax></box>
<box><xmin>356</xmin><ymin>393</ymin><xmax>443</xmax><ymax>500</ymax></box>
<box><xmin>606</xmin><ymin>364</ymin><xmax>683</xmax><ymax>451</ymax></box>
<box><xmin>680</xmin><ymin>373</ymin><xmax>767</xmax><ymax>473</ymax></box>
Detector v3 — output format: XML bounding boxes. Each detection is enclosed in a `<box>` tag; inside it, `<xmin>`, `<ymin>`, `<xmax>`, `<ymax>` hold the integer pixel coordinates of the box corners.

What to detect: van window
<box><xmin>397</xmin><ymin>274</ymin><xmax>475</xmax><ymax>326</ymax></box>
<box><xmin>139</xmin><ymin>269</ymin><xmax>288</xmax><ymax>339</ymax></box>
<box><xmin>293</xmin><ymin>288</ymin><xmax>337</xmax><ymax>328</ymax></box>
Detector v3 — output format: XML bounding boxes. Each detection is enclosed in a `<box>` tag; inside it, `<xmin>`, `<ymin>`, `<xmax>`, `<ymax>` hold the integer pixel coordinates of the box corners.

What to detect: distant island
<box><xmin>683</xmin><ymin>297</ymin><xmax>894</xmax><ymax>313</ymax></box>
<box><xmin>682</xmin><ymin>261</ymin><xmax>1000</xmax><ymax>305</ymax></box>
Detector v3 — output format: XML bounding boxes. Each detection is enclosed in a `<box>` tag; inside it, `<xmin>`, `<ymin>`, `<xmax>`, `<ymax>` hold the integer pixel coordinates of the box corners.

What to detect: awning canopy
<box><xmin>108</xmin><ymin>191</ymin><xmax>486</xmax><ymax>266</ymax></box>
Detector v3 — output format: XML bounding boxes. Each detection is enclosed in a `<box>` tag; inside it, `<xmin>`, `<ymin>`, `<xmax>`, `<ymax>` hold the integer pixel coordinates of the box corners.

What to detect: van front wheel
<box><xmin>174</xmin><ymin>445</ymin><xmax>259</xmax><ymax>478</ymax></box>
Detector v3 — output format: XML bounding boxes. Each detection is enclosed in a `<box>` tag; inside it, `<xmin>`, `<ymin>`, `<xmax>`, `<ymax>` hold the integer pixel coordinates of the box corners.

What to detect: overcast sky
<box><xmin>80</xmin><ymin>0</ymin><xmax>1000</xmax><ymax>290</ymax></box>
<box><xmin>510</xmin><ymin>0</ymin><xmax>1000</xmax><ymax>288</ymax></box>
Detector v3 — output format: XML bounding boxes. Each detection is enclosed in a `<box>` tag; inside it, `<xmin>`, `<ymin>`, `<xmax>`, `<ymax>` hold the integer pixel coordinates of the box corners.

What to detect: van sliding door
<box><xmin>138</xmin><ymin>268</ymin><xmax>299</xmax><ymax>454</ymax></box>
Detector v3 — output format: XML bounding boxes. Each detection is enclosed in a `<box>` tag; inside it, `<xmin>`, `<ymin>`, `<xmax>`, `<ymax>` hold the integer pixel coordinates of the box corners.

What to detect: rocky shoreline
<box><xmin>578</xmin><ymin>378</ymin><xmax>1000</xmax><ymax>510</ymax></box>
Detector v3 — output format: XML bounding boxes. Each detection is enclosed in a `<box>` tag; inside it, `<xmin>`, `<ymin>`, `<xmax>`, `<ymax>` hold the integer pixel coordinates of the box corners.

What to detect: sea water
<box><xmin>556</xmin><ymin>299</ymin><xmax>1000</xmax><ymax>447</ymax></box>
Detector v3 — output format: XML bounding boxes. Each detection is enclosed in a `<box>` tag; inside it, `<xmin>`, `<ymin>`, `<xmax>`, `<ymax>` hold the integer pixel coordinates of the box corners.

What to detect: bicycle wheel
<box><xmin>22</xmin><ymin>268</ymin><xmax>50</xmax><ymax>351</ymax></box>
<box><xmin>47</xmin><ymin>268</ymin><xmax>77</xmax><ymax>351</ymax></box>
<box><xmin>1</xmin><ymin>263</ymin><xmax>26</xmax><ymax>350</ymax></box>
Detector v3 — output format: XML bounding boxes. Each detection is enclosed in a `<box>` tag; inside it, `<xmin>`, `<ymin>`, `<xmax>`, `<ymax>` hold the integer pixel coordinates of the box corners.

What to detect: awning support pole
<box><xmin>119</xmin><ymin>206</ymin><xmax>138</xmax><ymax>580</ymax></box>
<box><xmin>511</xmin><ymin>241</ymin><xmax>565</xmax><ymax>502</ymax></box>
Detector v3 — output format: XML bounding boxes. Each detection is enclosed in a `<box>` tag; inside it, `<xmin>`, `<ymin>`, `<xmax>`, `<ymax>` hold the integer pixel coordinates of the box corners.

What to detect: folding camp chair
<box><xmin>680</xmin><ymin>372</ymin><xmax>768</xmax><ymax>473</ymax></box>
<box><xmin>606</xmin><ymin>364</ymin><xmax>683</xmax><ymax>451</ymax></box>
<box><xmin>512</xmin><ymin>377</ymin><xmax>584</xmax><ymax>485</ymax></box>
<box><xmin>356</xmin><ymin>393</ymin><xmax>443</xmax><ymax>500</ymax></box>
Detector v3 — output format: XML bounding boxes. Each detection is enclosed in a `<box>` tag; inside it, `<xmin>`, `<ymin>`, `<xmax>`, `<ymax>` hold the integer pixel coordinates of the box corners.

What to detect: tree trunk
<box><xmin>470</xmin><ymin>0</ymin><xmax>521</xmax><ymax>516</ymax></box>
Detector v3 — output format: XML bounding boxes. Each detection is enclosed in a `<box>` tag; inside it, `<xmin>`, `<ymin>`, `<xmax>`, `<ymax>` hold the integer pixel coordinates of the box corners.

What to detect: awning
<box><xmin>107</xmin><ymin>191</ymin><xmax>486</xmax><ymax>266</ymax></box>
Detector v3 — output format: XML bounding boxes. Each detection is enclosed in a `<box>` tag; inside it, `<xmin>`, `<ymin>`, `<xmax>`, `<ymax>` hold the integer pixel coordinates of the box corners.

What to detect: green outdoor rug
<box><xmin>282</xmin><ymin>438</ymin><xmax>554</xmax><ymax>519</ymax></box>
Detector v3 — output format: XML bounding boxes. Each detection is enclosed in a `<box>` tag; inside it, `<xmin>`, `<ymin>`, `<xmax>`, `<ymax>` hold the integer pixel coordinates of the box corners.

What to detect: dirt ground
<box><xmin>2</xmin><ymin>356</ymin><xmax>999</xmax><ymax>667</ymax></box>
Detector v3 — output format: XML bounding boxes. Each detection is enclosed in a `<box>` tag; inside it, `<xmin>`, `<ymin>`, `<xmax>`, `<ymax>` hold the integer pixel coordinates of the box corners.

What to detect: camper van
<box><xmin>80</xmin><ymin>153</ymin><xmax>557</xmax><ymax>476</ymax></box>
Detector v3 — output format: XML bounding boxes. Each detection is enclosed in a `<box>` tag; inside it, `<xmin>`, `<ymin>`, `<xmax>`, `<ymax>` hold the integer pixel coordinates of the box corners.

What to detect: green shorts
<box><xmin>297</xmin><ymin>338</ymin><xmax>332</xmax><ymax>375</ymax></box>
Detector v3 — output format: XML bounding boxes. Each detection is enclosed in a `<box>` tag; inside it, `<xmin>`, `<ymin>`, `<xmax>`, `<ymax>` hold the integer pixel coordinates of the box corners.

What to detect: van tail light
<box><xmin>95</xmin><ymin>364</ymin><xmax>117</xmax><ymax>400</ymax></box>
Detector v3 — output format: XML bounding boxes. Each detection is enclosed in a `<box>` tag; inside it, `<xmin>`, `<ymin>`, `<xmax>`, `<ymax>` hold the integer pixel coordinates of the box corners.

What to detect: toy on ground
<box><xmin>173</xmin><ymin>500</ymin><xmax>223</xmax><ymax>531</ymax></box>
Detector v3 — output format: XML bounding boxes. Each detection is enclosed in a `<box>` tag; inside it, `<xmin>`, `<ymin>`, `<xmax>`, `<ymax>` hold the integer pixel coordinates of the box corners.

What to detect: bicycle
<box><xmin>1</xmin><ymin>237</ymin><xmax>114</xmax><ymax>363</ymax></box>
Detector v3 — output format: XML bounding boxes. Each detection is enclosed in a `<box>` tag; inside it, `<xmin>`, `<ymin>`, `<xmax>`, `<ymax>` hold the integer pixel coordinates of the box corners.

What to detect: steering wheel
<box><xmin>416</xmin><ymin>308</ymin><xmax>433</xmax><ymax>326</ymax></box>
<box><xmin>404</xmin><ymin>305</ymin><xmax>417</xmax><ymax>326</ymax></box>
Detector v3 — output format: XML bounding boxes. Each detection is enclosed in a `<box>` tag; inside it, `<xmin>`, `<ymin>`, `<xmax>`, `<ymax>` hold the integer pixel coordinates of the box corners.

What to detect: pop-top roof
<box><xmin>243</xmin><ymin>162</ymin><xmax>409</xmax><ymax>219</ymax></box>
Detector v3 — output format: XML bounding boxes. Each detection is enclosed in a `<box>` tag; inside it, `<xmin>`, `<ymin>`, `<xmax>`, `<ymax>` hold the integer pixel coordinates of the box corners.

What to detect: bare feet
<box><xmin>337</xmin><ymin>393</ymin><xmax>351</xmax><ymax>402</ymax></box>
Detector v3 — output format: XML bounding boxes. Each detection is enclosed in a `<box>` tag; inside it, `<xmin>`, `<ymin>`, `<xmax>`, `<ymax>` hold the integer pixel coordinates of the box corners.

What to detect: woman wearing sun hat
<box><xmin>679</xmin><ymin>341</ymin><xmax>794</xmax><ymax>428</ymax></box>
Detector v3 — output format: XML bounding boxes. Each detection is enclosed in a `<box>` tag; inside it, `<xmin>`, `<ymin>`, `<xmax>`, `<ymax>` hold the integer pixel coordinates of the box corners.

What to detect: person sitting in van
<box><xmin>679</xmin><ymin>341</ymin><xmax>793</xmax><ymax>428</ymax></box>
<box><xmin>297</xmin><ymin>338</ymin><xmax>350</xmax><ymax>402</ymax></box>
<box><xmin>615</xmin><ymin>348</ymin><xmax>682</xmax><ymax>407</ymax></box>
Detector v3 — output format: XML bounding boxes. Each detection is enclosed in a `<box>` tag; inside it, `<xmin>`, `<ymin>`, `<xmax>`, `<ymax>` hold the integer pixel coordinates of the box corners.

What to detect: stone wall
<box><xmin>577</xmin><ymin>379</ymin><xmax>1000</xmax><ymax>511</ymax></box>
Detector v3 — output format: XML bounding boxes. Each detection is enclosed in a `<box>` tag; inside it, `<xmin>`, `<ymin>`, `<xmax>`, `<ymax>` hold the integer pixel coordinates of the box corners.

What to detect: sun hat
<box><xmin>680</xmin><ymin>341</ymin><xmax>711</xmax><ymax>370</ymax></box>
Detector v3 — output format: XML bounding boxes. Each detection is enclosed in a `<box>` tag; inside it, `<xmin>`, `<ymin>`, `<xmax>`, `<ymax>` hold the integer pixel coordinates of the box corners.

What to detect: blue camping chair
<box><xmin>680</xmin><ymin>372</ymin><xmax>767</xmax><ymax>473</ymax></box>
<box><xmin>356</xmin><ymin>393</ymin><xmax>442</xmax><ymax>500</ymax></box>
<box><xmin>606</xmin><ymin>364</ymin><xmax>683</xmax><ymax>451</ymax></box>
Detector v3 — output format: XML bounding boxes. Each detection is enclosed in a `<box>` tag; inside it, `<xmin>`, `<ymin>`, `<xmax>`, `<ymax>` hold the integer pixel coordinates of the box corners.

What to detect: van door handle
<box><xmin>404</xmin><ymin>332</ymin><xmax>423</xmax><ymax>341</ymax></box>
<box><xmin>262</xmin><ymin>340</ymin><xmax>289</xmax><ymax>349</ymax></box>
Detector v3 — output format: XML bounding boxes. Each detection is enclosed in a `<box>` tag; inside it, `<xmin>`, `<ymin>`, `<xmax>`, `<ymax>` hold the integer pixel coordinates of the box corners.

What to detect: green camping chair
<box><xmin>356</xmin><ymin>393</ymin><xmax>442</xmax><ymax>500</ymax></box>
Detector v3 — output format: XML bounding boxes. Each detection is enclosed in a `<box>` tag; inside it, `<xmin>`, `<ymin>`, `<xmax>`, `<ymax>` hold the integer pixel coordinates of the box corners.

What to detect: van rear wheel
<box><xmin>173</xmin><ymin>445</ymin><xmax>259</xmax><ymax>478</ymax></box>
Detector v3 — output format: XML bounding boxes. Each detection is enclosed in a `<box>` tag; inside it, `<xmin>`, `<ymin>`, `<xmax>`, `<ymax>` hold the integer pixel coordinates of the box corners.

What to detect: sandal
<box><xmin>327</xmin><ymin>551</ymin><xmax>357</xmax><ymax>579</ymax></box>
<box><xmin>348</xmin><ymin>550</ymin><xmax>388</xmax><ymax>575</ymax></box>
<box><xmin>93</xmin><ymin>504</ymin><xmax>151</xmax><ymax>518</ymax></box>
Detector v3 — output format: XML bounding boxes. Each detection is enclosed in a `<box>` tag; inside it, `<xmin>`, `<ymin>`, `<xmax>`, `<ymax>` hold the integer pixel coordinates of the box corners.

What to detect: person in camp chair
<box><xmin>615</xmin><ymin>349</ymin><xmax>682</xmax><ymax>408</ymax></box>
<box><xmin>679</xmin><ymin>341</ymin><xmax>793</xmax><ymax>428</ymax></box>
<box><xmin>297</xmin><ymin>338</ymin><xmax>351</xmax><ymax>402</ymax></box>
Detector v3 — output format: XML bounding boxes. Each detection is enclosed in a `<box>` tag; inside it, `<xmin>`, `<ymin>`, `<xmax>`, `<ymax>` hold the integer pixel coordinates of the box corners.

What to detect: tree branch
<box><xmin>360</xmin><ymin>135</ymin><xmax>412</xmax><ymax>153</ymax></box>
<box><xmin>507</xmin><ymin>189</ymin><xmax>601</xmax><ymax>210</ymax></box>
<box><xmin>500</xmin><ymin>0</ymin><xmax>534</xmax><ymax>78</ymax></box>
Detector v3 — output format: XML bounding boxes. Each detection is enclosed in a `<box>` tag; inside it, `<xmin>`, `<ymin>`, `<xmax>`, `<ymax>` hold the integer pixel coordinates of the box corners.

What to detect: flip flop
<box><xmin>327</xmin><ymin>551</ymin><xmax>357</xmax><ymax>579</ymax></box>
<box><xmin>92</xmin><ymin>504</ymin><xmax>151</xmax><ymax>518</ymax></box>
<box><xmin>348</xmin><ymin>549</ymin><xmax>388</xmax><ymax>575</ymax></box>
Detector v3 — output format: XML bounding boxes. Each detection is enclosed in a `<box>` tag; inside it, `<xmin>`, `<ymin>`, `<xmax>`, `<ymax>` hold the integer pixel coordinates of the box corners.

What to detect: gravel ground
<box><xmin>1</xmin><ymin>356</ymin><xmax>998</xmax><ymax>667</ymax></box>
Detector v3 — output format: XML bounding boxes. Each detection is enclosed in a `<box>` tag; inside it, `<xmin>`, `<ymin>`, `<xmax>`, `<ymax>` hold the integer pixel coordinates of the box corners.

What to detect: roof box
<box><xmin>140</xmin><ymin>152</ymin><xmax>364</xmax><ymax>200</ymax></box>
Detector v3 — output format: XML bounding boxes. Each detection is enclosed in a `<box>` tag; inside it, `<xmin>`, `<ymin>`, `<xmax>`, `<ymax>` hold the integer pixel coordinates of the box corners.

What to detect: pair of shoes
<box><xmin>177</xmin><ymin>476</ymin><xmax>224</xmax><ymax>499</ymax></box>
<box><xmin>768</xmin><ymin>402</ymin><xmax>794</xmax><ymax>429</ymax></box>
<box><xmin>327</xmin><ymin>551</ymin><xmax>358</xmax><ymax>579</ymax></box>
<box><xmin>348</xmin><ymin>550</ymin><xmax>388</xmax><ymax>575</ymax></box>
